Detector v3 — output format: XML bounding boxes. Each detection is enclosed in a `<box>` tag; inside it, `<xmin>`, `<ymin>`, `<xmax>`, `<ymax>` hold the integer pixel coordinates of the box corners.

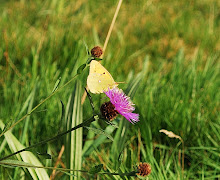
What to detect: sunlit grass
<box><xmin>0</xmin><ymin>0</ymin><xmax>219</xmax><ymax>179</ymax></box>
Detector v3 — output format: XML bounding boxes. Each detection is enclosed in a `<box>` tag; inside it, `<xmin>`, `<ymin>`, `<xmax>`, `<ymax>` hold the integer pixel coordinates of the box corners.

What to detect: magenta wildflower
<box><xmin>103</xmin><ymin>87</ymin><xmax>139</xmax><ymax>124</ymax></box>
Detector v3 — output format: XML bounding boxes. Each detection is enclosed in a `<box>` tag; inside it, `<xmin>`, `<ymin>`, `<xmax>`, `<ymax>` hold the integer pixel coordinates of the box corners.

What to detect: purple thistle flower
<box><xmin>103</xmin><ymin>87</ymin><xmax>139</xmax><ymax>124</ymax></box>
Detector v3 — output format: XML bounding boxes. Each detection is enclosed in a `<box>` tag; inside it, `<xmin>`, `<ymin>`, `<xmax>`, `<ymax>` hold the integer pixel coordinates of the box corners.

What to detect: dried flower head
<box><xmin>91</xmin><ymin>46</ymin><xmax>103</xmax><ymax>58</ymax></box>
<box><xmin>103</xmin><ymin>87</ymin><xmax>139</xmax><ymax>124</ymax></box>
<box><xmin>136</xmin><ymin>163</ymin><xmax>151</xmax><ymax>177</ymax></box>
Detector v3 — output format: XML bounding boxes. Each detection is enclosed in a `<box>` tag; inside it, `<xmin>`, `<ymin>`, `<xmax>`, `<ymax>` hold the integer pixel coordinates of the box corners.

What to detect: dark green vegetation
<box><xmin>0</xmin><ymin>0</ymin><xmax>219</xmax><ymax>179</ymax></box>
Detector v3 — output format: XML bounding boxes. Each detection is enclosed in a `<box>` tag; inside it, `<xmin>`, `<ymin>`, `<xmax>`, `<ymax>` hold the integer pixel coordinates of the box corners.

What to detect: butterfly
<box><xmin>87</xmin><ymin>60</ymin><xmax>118</xmax><ymax>94</ymax></box>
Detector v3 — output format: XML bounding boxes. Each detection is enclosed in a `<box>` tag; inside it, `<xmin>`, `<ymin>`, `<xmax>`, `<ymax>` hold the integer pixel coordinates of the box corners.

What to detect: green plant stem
<box><xmin>0</xmin><ymin>160</ymin><xmax>137</xmax><ymax>177</ymax></box>
<box><xmin>100</xmin><ymin>171</ymin><xmax>137</xmax><ymax>177</ymax></box>
<box><xmin>0</xmin><ymin>161</ymin><xmax>88</xmax><ymax>173</ymax></box>
<box><xmin>0</xmin><ymin>74</ymin><xmax>79</xmax><ymax>138</ymax></box>
<box><xmin>0</xmin><ymin>116</ymin><xmax>95</xmax><ymax>161</ymax></box>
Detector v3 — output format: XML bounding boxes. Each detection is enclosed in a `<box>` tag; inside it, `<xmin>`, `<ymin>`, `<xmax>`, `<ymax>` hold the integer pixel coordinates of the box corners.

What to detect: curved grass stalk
<box><xmin>81</xmin><ymin>0</ymin><xmax>123</xmax><ymax>104</ymax></box>
<box><xmin>0</xmin><ymin>74</ymin><xmax>79</xmax><ymax>138</ymax></box>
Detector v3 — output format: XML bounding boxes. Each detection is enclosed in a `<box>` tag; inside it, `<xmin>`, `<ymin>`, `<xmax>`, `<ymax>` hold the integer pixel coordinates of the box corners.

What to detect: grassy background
<box><xmin>0</xmin><ymin>0</ymin><xmax>219</xmax><ymax>179</ymax></box>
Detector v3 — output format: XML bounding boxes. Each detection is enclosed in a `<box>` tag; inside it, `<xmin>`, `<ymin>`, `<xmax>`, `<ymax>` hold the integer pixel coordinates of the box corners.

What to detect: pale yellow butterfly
<box><xmin>87</xmin><ymin>60</ymin><xmax>118</xmax><ymax>94</ymax></box>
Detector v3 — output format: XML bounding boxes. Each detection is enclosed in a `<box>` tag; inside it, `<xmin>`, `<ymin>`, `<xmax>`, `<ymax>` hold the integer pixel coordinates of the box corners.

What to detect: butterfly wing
<box><xmin>87</xmin><ymin>61</ymin><xmax>118</xmax><ymax>94</ymax></box>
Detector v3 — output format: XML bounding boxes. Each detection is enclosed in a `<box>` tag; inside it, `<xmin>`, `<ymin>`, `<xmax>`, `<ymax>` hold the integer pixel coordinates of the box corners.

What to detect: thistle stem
<box><xmin>0</xmin><ymin>116</ymin><xmax>95</xmax><ymax>161</ymax></box>
<box><xmin>100</xmin><ymin>171</ymin><xmax>137</xmax><ymax>177</ymax></box>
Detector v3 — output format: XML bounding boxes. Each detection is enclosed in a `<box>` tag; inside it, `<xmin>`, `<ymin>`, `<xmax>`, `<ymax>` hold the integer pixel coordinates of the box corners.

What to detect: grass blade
<box><xmin>0</xmin><ymin>120</ymin><xmax>49</xmax><ymax>180</ymax></box>
<box><xmin>64</xmin><ymin>81</ymin><xmax>83</xmax><ymax>179</ymax></box>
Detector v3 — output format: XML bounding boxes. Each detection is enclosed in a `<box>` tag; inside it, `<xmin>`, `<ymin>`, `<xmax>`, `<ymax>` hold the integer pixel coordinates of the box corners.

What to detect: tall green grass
<box><xmin>0</xmin><ymin>0</ymin><xmax>219</xmax><ymax>179</ymax></box>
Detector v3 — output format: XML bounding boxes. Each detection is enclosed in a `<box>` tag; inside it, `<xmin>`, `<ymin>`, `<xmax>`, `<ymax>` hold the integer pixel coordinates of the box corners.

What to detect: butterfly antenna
<box><xmin>84</xmin><ymin>87</ymin><xmax>95</xmax><ymax>115</ymax></box>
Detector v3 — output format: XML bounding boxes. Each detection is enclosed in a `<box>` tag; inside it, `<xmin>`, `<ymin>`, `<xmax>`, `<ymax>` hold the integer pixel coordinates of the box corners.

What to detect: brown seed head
<box><xmin>91</xmin><ymin>46</ymin><xmax>103</xmax><ymax>58</ymax></box>
<box><xmin>100</xmin><ymin>101</ymin><xmax>119</xmax><ymax>121</ymax></box>
<box><xmin>136</xmin><ymin>163</ymin><xmax>151</xmax><ymax>177</ymax></box>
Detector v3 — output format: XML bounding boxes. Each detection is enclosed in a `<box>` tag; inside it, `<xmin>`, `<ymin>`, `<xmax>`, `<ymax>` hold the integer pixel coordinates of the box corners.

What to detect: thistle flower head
<box><xmin>100</xmin><ymin>101</ymin><xmax>119</xmax><ymax>121</ymax></box>
<box><xmin>101</xmin><ymin>87</ymin><xmax>139</xmax><ymax>124</ymax></box>
<box><xmin>136</xmin><ymin>162</ymin><xmax>151</xmax><ymax>177</ymax></box>
<box><xmin>91</xmin><ymin>46</ymin><xmax>103</xmax><ymax>58</ymax></box>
